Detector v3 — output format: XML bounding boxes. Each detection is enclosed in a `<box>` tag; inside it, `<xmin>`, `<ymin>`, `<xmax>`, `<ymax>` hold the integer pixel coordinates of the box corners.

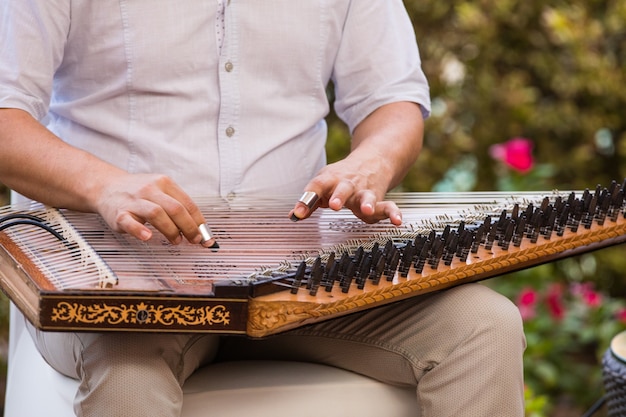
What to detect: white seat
<box><xmin>4</xmin><ymin>306</ymin><xmax>417</xmax><ymax>417</ymax></box>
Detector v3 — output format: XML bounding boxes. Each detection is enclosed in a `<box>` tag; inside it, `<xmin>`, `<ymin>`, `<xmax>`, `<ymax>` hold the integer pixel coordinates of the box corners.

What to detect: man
<box><xmin>0</xmin><ymin>1</ymin><xmax>526</xmax><ymax>416</ymax></box>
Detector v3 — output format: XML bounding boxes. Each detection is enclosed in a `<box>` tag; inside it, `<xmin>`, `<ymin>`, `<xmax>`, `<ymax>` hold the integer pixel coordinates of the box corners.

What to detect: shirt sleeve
<box><xmin>0</xmin><ymin>0</ymin><xmax>70</xmax><ymax>120</ymax></box>
<box><xmin>331</xmin><ymin>0</ymin><xmax>431</xmax><ymax>133</ymax></box>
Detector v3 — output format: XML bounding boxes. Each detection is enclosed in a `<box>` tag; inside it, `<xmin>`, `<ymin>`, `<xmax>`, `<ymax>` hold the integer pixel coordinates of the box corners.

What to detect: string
<box><xmin>0</xmin><ymin>192</ymin><xmax>556</xmax><ymax>291</ymax></box>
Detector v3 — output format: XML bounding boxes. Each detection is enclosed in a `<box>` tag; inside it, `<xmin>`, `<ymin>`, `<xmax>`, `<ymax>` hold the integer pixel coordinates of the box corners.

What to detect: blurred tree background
<box><xmin>328</xmin><ymin>1</ymin><xmax>626</xmax><ymax>415</ymax></box>
<box><xmin>1</xmin><ymin>0</ymin><xmax>626</xmax><ymax>415</ymax></box>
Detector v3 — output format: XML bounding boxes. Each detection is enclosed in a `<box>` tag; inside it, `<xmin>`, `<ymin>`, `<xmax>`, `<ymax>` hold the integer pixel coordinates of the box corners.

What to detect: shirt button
<box><xmin>227</xmin><ymin>192</ymin><xmax>236</xmax><ymax>200</ymax></box>
<box><xmin>225</xmin><ymin>61</ymin><xmax>234</xmax><ymax>72</ymax></box>
<box><xmin>225</xmin><ymin>126</ymin><xmax>235</xmax><ymax>137</ymax></box>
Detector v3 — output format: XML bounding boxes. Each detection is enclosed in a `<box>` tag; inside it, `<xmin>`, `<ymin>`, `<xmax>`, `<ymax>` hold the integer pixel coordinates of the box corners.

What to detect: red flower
<box><xmin>489</xmin><ymin>137</ymin><xmax>535</xmax><ymax>172</ymax></box>
<box><xmin>546</xmin><ymin>283</ymin><xmax>565</xmax><ymax>320</ymax></box>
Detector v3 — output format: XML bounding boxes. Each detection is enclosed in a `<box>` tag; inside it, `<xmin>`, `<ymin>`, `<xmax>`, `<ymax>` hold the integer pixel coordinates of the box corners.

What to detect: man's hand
<box><xmin>289</xmin><ymin>101</ymin><xmax>424</xmax><ymax>225</ymax></box>
<box><xmin>289</xmin><ymin>156</ymin><xmax>404</xmax><ymax>225</ymax></box>
<box><xmin>0</xmin><ymin>109</ymin><xmax>212</xmax><ymax>246</ymax></box>
<box><xmin>96</xmin><ymin>172</ymin><xmax>210</xmax><ymax>246</ymax></box>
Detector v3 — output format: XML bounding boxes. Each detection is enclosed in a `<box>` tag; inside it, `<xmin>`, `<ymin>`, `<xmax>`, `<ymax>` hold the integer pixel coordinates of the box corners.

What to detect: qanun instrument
<box><xmin>1</xmin><ymin>181</ymin><xmax>626</xmax><ymax>338</ymax></box>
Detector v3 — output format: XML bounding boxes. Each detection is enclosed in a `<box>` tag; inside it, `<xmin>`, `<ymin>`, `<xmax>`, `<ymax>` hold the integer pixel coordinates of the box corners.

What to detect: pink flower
<box><xmin>616</xmin><ymin>308</ymin><xmax>626</xmax><ymax>324</ymax></box>
<box><xmin>571</xmin><ymin>282</ymin><xmax>603</xmax><ymax>308</ymax></box>
<box><xmin>489</xmin><ymin>137</ymin><xmax>535</xmax><ymax>172</ymax></box>
<box><xmin>583</xmin><ymin>291</ymin><xmax>602</xmax><ymax>307</ymax></box>
<box><xmin>516</xmin><ymin>287</ymin><xmax>538</xmax><ymax>321</ymax></box>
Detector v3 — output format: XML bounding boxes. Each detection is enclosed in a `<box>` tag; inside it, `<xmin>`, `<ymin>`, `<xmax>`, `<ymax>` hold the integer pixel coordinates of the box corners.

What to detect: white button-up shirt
<box><xmin>0</xmin><ymin>0</ymin><xmax>430</xmax><ymax>199</ymax></box>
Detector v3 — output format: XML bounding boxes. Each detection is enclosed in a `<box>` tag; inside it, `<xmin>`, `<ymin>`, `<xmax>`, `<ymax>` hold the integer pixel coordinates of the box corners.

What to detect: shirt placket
<box><xmin>216</xmin><ymin>0</ymin><xmax>241</xmax><ymax>200</ymax></box>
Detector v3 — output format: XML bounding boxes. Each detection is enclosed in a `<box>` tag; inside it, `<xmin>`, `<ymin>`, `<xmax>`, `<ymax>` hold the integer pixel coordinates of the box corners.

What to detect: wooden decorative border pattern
<box><xmin>50</xmin><ymin>301</ymin><xmax>231</xmax><ymax>328</ymax></box>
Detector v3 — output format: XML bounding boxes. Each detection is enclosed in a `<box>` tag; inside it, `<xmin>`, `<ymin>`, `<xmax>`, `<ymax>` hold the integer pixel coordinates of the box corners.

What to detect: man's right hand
<box><xmin>96</xmin><ymin>172</ymin><xmax>209</xmax><ymax>246</ymax></box>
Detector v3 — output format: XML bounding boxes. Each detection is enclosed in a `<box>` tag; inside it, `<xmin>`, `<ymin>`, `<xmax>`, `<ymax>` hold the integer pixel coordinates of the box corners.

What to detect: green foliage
<box><xmin>525</xmin><ymin>384</ymin><xmax>551</xmax><ymax>417</ymax></box>
<box><xmin>404</xmin><ymin>0</ymin><xmax>626</xmax><ymax>192</ymax></box>
<box><xmin>488</xmin><ymin>260</ymin><xmax>626</xmax><ymax>413</ymax></box>
<box><xmin>328</xmin><ymin>0</ymin><xmax>626</xmax><ymax>193</ymax></box>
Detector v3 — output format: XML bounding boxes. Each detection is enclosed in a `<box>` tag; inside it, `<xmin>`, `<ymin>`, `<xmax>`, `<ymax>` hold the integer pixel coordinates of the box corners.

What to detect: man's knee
<box><xmin>448</xmin><ymin>284</ymin><xmax>525</xmax><ymax>349</ymax></box>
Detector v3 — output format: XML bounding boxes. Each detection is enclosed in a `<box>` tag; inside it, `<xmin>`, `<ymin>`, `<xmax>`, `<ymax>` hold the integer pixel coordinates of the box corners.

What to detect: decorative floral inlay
<box><xmin>51</xmin><ymin>301</ymin><xmax>231</xmax><ymax>327</ymax></box>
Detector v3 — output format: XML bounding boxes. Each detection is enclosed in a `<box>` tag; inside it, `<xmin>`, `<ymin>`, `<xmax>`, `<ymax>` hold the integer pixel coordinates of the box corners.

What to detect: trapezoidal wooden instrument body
<box><xmin>1</xmin><ymin>181</ymin><xmax>626</xmax><ymax>338</ymax></box>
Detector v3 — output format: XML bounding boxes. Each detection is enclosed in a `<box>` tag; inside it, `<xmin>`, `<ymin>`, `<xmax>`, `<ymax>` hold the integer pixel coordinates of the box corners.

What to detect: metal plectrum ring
<box><xmin>298</xmin><ymin>191</ymin><xmax>319</xmax><ymax>209</ymax></box>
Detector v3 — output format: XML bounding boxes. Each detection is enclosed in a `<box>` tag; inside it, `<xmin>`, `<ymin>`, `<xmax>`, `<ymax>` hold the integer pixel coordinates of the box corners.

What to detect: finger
<box><xmin>290</xmin><ymin>191</ymin><xmax>321</xmax><ymax>222</ymax></box>
<box><xmin>377</xmin><ymin>201</ymin><xmax>403</xmax><ymax>226</ymax></box>
<box><xmin>327</xmin><ymin>180</ymin><xmax>356</xmax><ymax>211</ymax></box>
<box><xmin>132</xmin><ymin>198</ymin><xmax>185</xmax><ymax>245</ymax></box>
<box><xmin>115</xmin><ymin>211</ymin><xmax>155</xmax><ymax>242</ymax></box>
<box><xmin>197</xmin><ymin>223</ymin><xmax>219</xmax><ymax>249</ymax></box>
<box><xmin>165</xmin><ymin>203</ymin><xmax>204</xmax><ymax>245</ymax></box>
<box><xmin>349</xmin><ymin>200</ymin><xmax>402</xmax><ymax>225</ymax></box>
<box><xmin>113</xmin><ymin>195</ymin><xmax>188</xmax><ymax>245</ymax></box>
<box><xmin>156</xmin><ymin>180</ymin><xmax>209</xmax><ymax>244</ymax></box>
<box><xmin>355</xmin><ymin>190</ymin><xmax>377</xmax><ymax>217</ymax></box>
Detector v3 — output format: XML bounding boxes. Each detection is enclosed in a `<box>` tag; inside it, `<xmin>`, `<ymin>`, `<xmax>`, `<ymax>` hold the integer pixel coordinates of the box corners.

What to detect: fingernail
<box><xmin>198</xmin><ymin>223</ymin><xmax>219</xmax><ymax>250</ymax></box>
<box><xmin>290</xmin><ymin>207</ymin><xmax>306</xmax><ymax>222</ymax></box>
<box><xmin>139</xmin><ymin>229</ymin><xmax>152</xmax><ymax>241</ymax></box>
<box><xmin>201</xmin><ymin>238</ymin><xmax>220</xmax><ymax>251</ymax></box>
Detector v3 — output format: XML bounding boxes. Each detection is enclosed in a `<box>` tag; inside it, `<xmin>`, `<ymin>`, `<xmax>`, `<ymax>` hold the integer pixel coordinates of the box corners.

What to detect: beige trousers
<box><xmin>28</xmin><ymin>283</ymin><xmax>526</xmax><ymax>417</ymax></box>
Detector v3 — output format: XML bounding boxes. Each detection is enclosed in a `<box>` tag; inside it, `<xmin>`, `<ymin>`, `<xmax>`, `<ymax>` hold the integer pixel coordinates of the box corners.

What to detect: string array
<box><xmin>1</xmin><ymin>185</ymin><xmax>623</xmax><ymax>298</ymax></box>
